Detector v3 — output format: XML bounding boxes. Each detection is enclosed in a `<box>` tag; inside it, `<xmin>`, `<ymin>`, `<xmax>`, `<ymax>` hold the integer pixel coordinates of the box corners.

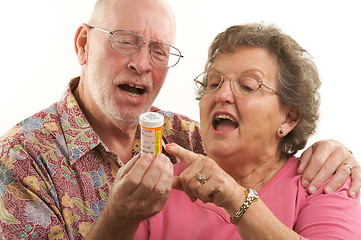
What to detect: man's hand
<box><xmin>110</xmin><ymin>153</ymin><xmax>173</xmax><ymax>220</ymax></box>
<box><xmin>86</xmin><ymin>153</ymin><xmax>173</xmax><ymax>239</ymax></box>
<box><xmin>297</xmin><ymin>140</ymin><xmax>360</xmax><ymax>198</ymax></box>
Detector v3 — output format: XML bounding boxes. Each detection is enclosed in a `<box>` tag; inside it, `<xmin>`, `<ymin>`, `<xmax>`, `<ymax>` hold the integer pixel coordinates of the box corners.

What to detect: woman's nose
<box><xmin>215</xmin><ymin>80</ymin><xmax>235</xmax><ymax>104</ymax></box>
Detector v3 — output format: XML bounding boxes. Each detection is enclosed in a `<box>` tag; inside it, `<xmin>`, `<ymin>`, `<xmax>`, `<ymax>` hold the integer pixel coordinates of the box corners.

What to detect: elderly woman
<box><xmin>134</xmin><ymin>23</ymin><xmax>361</xmax><ymax>239</ymax></box>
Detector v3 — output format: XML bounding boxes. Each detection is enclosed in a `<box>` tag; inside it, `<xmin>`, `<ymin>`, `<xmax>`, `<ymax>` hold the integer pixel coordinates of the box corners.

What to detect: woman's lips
<box><xmin>212</xmin><ymin>113</ymin><xmax>239</xmax><ymax>132</ymax></box>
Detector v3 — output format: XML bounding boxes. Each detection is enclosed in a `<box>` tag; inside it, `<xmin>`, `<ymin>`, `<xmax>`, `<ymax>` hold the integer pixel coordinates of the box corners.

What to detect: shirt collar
<box><xmin>57</xmin><ymin>77</ymin><xmax>103</xmax><ymax>165</ymax></box>
<box><xmin>57</xmin><ymin>78</ymin><xmax>164</xmax><ymax>166</ymax></box>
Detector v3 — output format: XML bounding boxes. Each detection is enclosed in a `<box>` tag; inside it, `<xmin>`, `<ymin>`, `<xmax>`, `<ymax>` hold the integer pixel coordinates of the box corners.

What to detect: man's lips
<box><xmin>118</xmin><ymin>83</ymin><xmax>146</xmax><ymax>97</ymax></box>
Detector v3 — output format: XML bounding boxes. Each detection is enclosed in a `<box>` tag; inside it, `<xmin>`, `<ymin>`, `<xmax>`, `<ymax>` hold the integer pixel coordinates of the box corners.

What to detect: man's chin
<box><xmin>101</xmin><ymin>96</ymin><xmax>155</xmax><ymax>124</ymax></box>
<box><xmin>109</xmin><ymin>107</ymin><xmax>149</xmax><ymax>124</ymax></box>
<box><xmin>111</xmin><ymin>111</ymin><xmax>140</xmax><ymax>123</ymax></box>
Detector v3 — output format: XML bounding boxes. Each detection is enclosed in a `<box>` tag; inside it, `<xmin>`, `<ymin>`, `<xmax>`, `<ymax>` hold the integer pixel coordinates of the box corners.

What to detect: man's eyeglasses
<box><xmin>194</xmin><ymin>69</ymin><xmax>279</xmax><ymax>96</ymax></box>
<box><xmin>89</xmin><ymin>25</ymin><xmax>183</xmax><ymax>68</ymax></box>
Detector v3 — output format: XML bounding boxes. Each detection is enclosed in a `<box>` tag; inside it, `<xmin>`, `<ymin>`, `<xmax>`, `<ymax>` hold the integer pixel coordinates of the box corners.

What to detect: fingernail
<box><xmin>157</xmin><ymin>154</ymin><xmax>166</xmax><ymax>164</ymax></box>
<box><xmin>302</xmin><ymin>179</ymin><xmax>310</xmax><ymax>187</ymax></box>
<box><xmin>142</xmin><ymin>154</ymin><xmax>152</xmax><ymax>164</ymax></box>
<box><xmin>324</xmin><ymin>186</ymin><xmax>333</xmax><ymax>194</ymax></box>
<box><xmin>309</xmin><ymin>185</ymin><xmax>317</xmax><ymax>194</ymax></box>
<box><xmin>350</xmin><ymin>191</ymin><xmax>356</xmax><ymax>199</ymax></box>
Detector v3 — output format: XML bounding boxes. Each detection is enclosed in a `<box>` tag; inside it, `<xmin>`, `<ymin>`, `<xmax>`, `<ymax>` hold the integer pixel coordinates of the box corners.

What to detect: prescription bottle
<box><xmin>139</xmin><ymin>112</ymin><xmax>164</xmax><ymax>157</ymax></box>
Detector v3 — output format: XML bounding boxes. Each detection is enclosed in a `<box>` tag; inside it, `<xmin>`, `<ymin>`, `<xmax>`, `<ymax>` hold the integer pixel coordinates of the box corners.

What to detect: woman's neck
<box><xmin>215</xmin><ymin>153</ymin><xmax>287</xmax><ymax>190</ymax></box>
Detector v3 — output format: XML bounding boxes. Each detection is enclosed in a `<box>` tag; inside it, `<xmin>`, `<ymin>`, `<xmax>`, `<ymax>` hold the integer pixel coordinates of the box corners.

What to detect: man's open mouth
<box><xmin>118</xmin><ymin>84</ymin><xmax>146</xmax><ymax>97</ymax></box>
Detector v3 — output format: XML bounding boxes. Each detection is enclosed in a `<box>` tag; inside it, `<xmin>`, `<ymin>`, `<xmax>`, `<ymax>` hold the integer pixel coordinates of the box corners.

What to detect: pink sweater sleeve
<box><xmin>294</xmin><ymin>178</ymin><xmax>361</xmax><ymax>239</ymax></box>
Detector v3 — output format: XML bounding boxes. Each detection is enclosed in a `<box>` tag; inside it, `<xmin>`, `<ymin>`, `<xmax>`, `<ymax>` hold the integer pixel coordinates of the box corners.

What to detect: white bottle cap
<box><xmin>139</xmin><ymin>112</ymin><xmax>164</xmax><ymax>128</ymax></box>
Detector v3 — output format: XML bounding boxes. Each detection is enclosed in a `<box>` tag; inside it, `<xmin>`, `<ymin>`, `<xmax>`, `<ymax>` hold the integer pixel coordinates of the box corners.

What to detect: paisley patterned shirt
<box><xmin>0</xmin><ymin>77</ymin><xmax>204</xmax><ymax>239</ymax></box>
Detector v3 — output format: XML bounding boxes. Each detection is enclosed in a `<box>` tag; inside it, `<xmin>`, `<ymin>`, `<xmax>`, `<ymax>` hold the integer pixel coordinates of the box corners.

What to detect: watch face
<box><xmin>248</xmin><ymin>188</ymin><xmax>259</xmax><ymax>198</ymax></box>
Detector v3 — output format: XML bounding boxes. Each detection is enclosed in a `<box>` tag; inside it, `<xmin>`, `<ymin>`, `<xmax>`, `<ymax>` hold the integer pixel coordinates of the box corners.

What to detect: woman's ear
<box><xmin>74</xmin><ymin>24</ymin><xmax>90</xmax><ymax>65</ymax></box>
<box><xmin>278</xmin><ymin>106</ymin><xmax>300</xmax><ymax>137</ymax></box>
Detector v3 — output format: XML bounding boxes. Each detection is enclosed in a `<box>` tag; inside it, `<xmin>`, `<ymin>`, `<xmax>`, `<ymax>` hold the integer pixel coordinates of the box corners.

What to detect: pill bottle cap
<box><xmin>139</xmin><ymin>112</ymin><xmax>164</xmax><ymax>128</ymax></box>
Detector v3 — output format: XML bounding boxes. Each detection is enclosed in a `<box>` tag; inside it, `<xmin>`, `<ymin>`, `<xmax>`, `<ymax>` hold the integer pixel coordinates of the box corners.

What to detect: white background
<box><xmin>0</xmin><ymin>1</ymin><xmax>360</xmax><ymax>161</ymax></box>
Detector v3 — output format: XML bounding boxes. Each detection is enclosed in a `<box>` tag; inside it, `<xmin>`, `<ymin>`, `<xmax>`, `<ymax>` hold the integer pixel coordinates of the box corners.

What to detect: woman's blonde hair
<box><xmin>196</xmin><ymin>23</ymin><xmax>321</xmax><ymax>157</ymax></box>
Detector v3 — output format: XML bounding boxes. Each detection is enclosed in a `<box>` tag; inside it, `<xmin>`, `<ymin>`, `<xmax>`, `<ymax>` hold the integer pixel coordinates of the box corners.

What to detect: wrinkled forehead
<box><xmin>209</xmin><ymin>46</ymin><xmax>279</xmax><ymax>71</ymax></box>
<box><xmin>99</xmin><ymin>0</ymin><xmax>176</xmax><ymax>45</ymax></box>
<box><xmin>209</xmin><ymin>47</ymin><xmax>279</xmax><ymax>80</ymax></box>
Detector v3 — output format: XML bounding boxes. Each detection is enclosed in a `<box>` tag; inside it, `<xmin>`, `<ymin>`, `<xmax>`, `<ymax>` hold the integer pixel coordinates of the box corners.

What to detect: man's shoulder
<box><xmin>150</xmin><ymin>106</ymin><xmax>199</xmax><ymax>123</ymax></box>
<box><xmin>150</xmin><ymin>106</ymin><xmax>204</xmax><ymax>156</ymax></box>
<box><xmin>150</xmin><ymin>106</ymin><xmax>201</xmax><ymax>135</ymax></box>
<box><xmin>0</xmin><ymin>103</ymin><xmax>60</xmax><ymax>152</ymax></box>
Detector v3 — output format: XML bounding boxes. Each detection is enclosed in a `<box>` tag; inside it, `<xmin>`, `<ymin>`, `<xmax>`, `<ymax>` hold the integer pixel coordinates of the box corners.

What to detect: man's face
<box><xmin>83</xmin><ymin>0</ymin><xmax>176</xmax><ymax>124</ymax></box>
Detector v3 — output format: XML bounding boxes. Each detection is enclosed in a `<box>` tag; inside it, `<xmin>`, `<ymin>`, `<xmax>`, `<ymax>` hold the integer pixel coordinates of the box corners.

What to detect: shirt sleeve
<box><xmin>0</xmin><ymin>131</ymin><xmax>69</xmax><ymax>239</ymax></box>
<box><xmin>294</xmin><ymin>178</ymin><xmax>361</xmax><ymax>240</ymax></box>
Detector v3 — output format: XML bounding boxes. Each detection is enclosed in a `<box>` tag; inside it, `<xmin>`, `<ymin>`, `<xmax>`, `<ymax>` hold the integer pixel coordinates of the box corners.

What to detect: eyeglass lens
<box><xmin>110</xmin><ymin>30</ymin><xmax>181</xmax><ymax>67</ymax></box>
<box><xmin>196</xmin><ymin>70</ymin><xmax>261</xmax><ymax>95</ymax></box>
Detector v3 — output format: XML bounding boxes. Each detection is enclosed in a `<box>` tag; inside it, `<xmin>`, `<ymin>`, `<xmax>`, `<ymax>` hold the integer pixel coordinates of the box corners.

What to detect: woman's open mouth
<box><xmin>212</xmin><ymin>113</ymin><xmax>239</xmax><ymax>132</ymax></box>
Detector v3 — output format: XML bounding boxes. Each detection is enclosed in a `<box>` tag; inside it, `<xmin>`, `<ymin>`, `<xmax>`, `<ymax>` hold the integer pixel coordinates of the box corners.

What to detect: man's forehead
<box><xmin>103</xmin><ymin>0</ymin><xmax>175</xmax><ymax>44</ymax></box>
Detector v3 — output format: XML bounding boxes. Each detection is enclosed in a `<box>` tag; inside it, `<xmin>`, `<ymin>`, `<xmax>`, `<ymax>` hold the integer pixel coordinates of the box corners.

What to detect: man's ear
<box><xmin>278</xmin><ymin>106</ymin><xmax>300</xmax><ymax>137</ymax></box>
<box><xmin>74</xmin><ymin>24</ymin><xmax>90</xmax><ymax>65</ymax></box>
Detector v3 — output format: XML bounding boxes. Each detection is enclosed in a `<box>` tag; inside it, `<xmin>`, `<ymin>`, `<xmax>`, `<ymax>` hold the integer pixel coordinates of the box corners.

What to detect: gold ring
<box><xmin>195</xmin><ymin>173</ymin><xmax>207</xmax><ymax>185</ymax></box>
<box><xmin>342</xmin><ymin>162</ymin><xmax>353</xmax><ymax>172</ymax></box>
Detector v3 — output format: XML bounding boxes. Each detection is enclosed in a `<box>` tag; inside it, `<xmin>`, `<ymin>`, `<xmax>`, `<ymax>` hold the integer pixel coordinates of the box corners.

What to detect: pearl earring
<box><xmin>279</xmin><ymin>130</ymin><xmax>284</xmax><ymax>134</ymax></box>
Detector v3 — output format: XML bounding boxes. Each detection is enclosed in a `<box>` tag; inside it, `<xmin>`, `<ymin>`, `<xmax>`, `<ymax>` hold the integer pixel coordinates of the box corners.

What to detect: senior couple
<box><xmin>0</xmin><ymin>0</ymin><xmax>360</xmax><ymax>239</ymax></box>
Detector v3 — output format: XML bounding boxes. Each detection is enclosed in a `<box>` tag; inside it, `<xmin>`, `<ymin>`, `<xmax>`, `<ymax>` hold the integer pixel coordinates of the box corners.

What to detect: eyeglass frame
<box><xmin>194</xmin><ymin>69</ymin><xmax>279</xmax><ymax>96</ymax></box>
<box><xmin>88</xmin><ymin>25</ymin><xmax>184</xmax><ymax>68</ymax></box>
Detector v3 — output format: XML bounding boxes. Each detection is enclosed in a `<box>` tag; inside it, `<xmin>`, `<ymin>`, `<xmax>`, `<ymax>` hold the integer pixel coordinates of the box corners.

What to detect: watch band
<box><xmin>230</xmin><ymin>188</ymin><xmax>259</xmax><ymax>224</ymax></box>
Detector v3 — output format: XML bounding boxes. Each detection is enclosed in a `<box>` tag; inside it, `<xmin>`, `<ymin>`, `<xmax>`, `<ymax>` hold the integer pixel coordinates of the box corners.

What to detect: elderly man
<box><xmin>0</xmin><ymin>0</ymin><xmax>359</xmax><ymax>239</ymax></box>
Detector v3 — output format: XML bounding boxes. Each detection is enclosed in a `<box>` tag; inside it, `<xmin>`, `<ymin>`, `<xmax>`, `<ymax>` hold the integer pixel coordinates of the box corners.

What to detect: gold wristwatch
<box><xmin>230</xmin><ymin>188</ymin><xmax>259</xmax><ymax>224</ymax></box>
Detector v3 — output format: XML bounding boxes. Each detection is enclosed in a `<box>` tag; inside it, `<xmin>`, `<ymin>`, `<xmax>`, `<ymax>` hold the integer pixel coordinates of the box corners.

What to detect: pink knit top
<box><xmin>135</xmin><ymin>157</ymin><xmax>361</xmax><ymax>239</ymax></box>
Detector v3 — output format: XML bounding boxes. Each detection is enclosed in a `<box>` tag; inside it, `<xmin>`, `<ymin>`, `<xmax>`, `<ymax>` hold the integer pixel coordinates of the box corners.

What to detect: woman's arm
<box><xmin>166</xmin><ymin>143</ymin><xmax>299</xmax><ymax>240</ymax></box>
<box><xmin>166</xmin><ymin>143</ymin><xmax>361</xmax><ymax>240</ymax></box>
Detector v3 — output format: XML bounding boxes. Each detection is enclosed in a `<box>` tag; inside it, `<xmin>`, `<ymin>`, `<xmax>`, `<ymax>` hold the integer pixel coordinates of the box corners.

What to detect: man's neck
<box><xmin>93</xmin><ymin>117</ymin><xmax>138</xmax><ymax>162</ymax></box>
<box><xmin>73</xmin><ymin>85</ymin><xmax>138</xmax><ymax>162</ymax></box>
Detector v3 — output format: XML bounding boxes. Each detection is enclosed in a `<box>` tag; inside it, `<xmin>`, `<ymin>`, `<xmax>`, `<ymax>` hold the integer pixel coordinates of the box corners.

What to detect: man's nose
<box><xmin>127</xmin><ymin>43</ymin><xmax>152</xmax><ymax>74</ymax></box>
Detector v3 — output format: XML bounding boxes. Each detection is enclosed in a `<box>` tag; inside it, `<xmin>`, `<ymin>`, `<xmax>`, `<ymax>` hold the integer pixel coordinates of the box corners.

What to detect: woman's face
<box><xmin>199</xmin><ymin>46</ymin><xmax>289</xmax><ymax>161</ymax></box>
